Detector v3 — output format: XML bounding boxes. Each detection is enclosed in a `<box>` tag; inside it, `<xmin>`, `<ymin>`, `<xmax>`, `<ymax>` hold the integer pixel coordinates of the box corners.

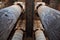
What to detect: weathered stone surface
<box><xmin>38</xmin><ymin>6</ymin><xmax>60</xmax><ymax>40</ymax></box>
<box><xmin>35</xmin><ymin>29</ymin><xmax>46</xmax><ymax>40</ymax></box>
<box><xmin>0</xmin><ymin>5</ymin><xmax>22</xmax><ymax>40</ymax></box>
<box><xmin>12</xmin><ymin>30</ymin><xmax>23</xmax><ymax>40</ymax></box>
